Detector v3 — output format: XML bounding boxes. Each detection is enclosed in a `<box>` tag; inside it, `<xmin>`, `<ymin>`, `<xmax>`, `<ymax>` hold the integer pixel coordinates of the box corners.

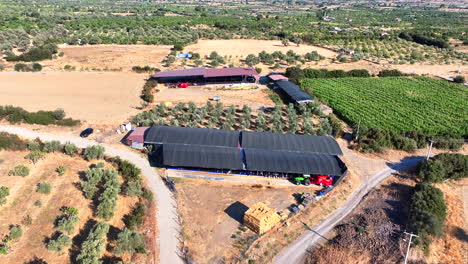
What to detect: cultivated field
<box><xmin>302</xmin><ymin>77</ymin><xmax>468</xmax><ymax>135</ymax></box>
<box><xmin>0</xmin><ymin>151</ymin><xmax>156</xmax><ymax>264</ymax></box>
<box><xmin>0</xmin><ymin>72</ymin><xmax>144</xmax><ymax>122</ymax></box>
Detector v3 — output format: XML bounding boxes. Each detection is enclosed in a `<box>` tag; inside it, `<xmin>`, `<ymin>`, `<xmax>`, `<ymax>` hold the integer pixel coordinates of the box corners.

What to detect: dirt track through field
<box><xmin>0</xmin><ymin>125</ymin><xmax>183</xmax><ymax>264</ymax></box>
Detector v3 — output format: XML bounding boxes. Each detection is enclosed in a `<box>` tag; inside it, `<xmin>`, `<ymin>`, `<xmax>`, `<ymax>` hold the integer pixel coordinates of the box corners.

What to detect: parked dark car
<box><xmin>80</xmin><ymin>128</ymin><xmax>93</xmax><ymax>138</ymax></box>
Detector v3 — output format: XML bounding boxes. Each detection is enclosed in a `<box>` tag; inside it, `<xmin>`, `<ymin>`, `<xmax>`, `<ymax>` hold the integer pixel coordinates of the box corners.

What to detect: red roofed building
<box><xmin>126</xmin><ymin>127</ymin><xmax>149</xmax><ymax>149</ymax></box>
<box><xmin>152</xmin><ymin>67</ymin><xmax>259</xmax><ymax>84</ymax></box>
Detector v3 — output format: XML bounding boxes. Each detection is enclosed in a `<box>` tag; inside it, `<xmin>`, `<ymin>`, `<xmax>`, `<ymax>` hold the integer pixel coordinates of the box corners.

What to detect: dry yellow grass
<box><xmin>0</xmin><ymin>72</ymin><xmax>144</xmax><ymax>123</ymax></box>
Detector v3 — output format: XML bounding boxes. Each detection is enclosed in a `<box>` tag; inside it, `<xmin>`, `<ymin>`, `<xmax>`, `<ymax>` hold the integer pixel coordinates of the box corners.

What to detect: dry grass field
<box><xmin>0</xmin><ymin>151</ymin><xmax>157</xmax><ymax>264</ymax></box>
<box><xmin>44</xmin><ymin>44</ymin><xmax>172</xmax><ymax>72</ymax></box>
<box><xmin>174</xmin><ymin>178</ymin><xmax>317</xmax><ymax>264</ymax></box>
<box><xmin>0</xmin><ymin>72</ymin><xmax>144</xmax><ymax>123</ymax></box>
<box><xmin>185</xmin><ymin>39</ymin><xmax>338</xmax><ymax>58</ymax></box>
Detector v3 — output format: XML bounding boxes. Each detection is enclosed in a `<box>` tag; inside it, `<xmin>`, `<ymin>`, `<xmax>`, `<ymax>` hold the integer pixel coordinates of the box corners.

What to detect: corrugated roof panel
<box><xmin>204</xmin><ymin>67</ymin><xmax>259</xmax><ymax>78</ymax></box>
<box><xmin>152</xmin><ymin>68</ymin><xmax>205</xmax><ymax>78</ymax></box>
<box><xmin>276</xmin><ymin>80</ymin><xmax>314</xmax><ymax>103</ymax></box>
<box><xmin>144</xmin><ymin>126</ymin><xmax>240</xmax><ymax>147</ymax></box>
<box><xmin>161</xmin><ymin>144</ymin><xmax>244</xmax><ymax>170</ymax></box>
<box><xmin>241</xmin><ymin>131</ymin><xmax>343</xmax><ymax>156</ymax></box>
<box><xmin>244</xmin><ymin>149</ymin><xmax>344</xmax><ymax>175</ymax></box>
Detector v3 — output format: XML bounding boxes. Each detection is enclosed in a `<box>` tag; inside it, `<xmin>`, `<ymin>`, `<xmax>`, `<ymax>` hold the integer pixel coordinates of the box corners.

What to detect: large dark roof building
<box><xmin>145</xmin><ymin>126</ymin><xmax>347</xmax><ymax>176</ymax></box>
<box><xmin>274</xmin><ymin>80</ymin><xmax>314</xmax><ymax>104</ymax></box>
<box><xmin>152</xmin><ymin>67</ymin><xmax>259</xmax><ymax>84</ymax></box>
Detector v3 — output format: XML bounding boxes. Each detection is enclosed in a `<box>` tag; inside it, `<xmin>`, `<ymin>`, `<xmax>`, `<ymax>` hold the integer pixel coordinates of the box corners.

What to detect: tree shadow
<box><xmin>453</xmin><ymin>226</ymin><xmax>468</xmax><ymax>242</ymax></box>
<box><xmin>101</xmin><ymin>256</ymin><xmax>123</xmax><ymax>264</ymax></box>
<box><xmin>224</xmin><ymin>201</ymin><xmax>249</xmax><ymax>224</ymax></box>
<box><xmin>23</xmin><ymin>256</ymin><xmax>47</xmax><ymax>264</ymax></box>
<box><xmin>385</xmin><ymin>156</ymin><xmax>424</xmax><ymax>171</ymax></box>
<box><xmin>69</xmin><ymin>219</ymin><xmax>98</xmax><ymax>263</ymax></box>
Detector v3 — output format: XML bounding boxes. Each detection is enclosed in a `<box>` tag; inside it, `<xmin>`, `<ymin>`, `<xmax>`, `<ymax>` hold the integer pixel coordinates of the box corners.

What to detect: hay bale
<box><xmin>243</xmin><ymin>202</ymin><xmax>282</xmax><ymax>234</ymax></box>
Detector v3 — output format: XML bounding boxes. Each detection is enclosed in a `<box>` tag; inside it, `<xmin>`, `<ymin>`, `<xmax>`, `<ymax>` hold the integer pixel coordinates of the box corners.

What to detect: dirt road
<box><xmin>0</xmin><ymin>125</ymin><xmax>182</xmax><ymax>264</ymax></box>
<box><xmin>273</xmin><ymin>156</ymin><xmax>424</xmax><ymax>264</ymax></box>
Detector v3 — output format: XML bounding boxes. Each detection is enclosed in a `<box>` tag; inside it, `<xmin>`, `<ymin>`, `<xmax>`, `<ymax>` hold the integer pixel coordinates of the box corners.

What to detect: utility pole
<box><xmin>354</xmin><ymin>118</ymin><xmax>361</xmax><ymax>141</ymax></box>
<box><xmin>403</xmin><ymin>232</ymin><xmax>419</xmax><ymax>264</ymax></box>
<box><xmin>426</xmin><ymin>139</ymin><xmax>434</xmax><ymax>160</ymax></box>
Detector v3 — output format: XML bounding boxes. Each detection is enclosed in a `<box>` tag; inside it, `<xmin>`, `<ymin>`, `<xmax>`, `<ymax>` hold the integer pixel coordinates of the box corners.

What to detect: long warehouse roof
<box><xmin>244</xmin><ymin>149</ymin><xmax>344</xmax><ymax>176</ymax></box>
<box><xmin>241</xmin><ymin>131</ymin><xmax>343</xmax><ymax>156</ymax></box>
<box><xmin>159</xmin><ymin>144</ymin><xmax>244</xmax><ymax>170</ymax></box>
<box><xmin>275</xmin><ymin>80</ymin><xmax>314</xmax><ymax>103</ymax></box>
<box><xmin>144</xmin><ymin>126</ymin><xmax>240</xmax><ymax>147</ymax></box>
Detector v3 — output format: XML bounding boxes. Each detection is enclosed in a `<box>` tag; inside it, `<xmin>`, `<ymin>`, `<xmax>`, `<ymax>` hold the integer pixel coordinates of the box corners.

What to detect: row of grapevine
<box><xmin>302</xmin><ymin>77</ymin><xmax>468</xmax><ymax>135</ymax></box>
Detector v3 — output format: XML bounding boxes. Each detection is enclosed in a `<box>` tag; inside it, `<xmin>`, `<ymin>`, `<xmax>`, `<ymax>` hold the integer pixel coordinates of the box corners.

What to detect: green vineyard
<box><xmin>301</xmin><ymin>77</ymin><xmax>468</xmax><ymax>136</ymax></box>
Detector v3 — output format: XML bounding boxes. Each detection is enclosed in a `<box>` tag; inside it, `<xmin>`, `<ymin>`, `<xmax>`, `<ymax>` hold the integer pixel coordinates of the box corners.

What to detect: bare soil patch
<box><xmin>174</xmin><ymin>178</ymin><xmax>317</xmax><ymax>263</ymax></box>
<box><xmin>0</xmin><ymin>151</ymin><xmax>157</xmax><ymax>264</ymax></box>
<box><xmin>0</xmin><ymin>72</ymin><xmax>145</xmax><ymax>123</ymax></box>
<box><xmin>185</xmin><ymin>39</ymin><xmax>337</xmax><ymax>58</ymax></box>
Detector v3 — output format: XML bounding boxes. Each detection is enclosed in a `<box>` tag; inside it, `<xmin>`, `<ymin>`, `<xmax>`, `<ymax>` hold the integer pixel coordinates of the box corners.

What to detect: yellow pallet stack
<box><xmin>243</xmin><ymin>202</ymin><xmax>282</xmax><ymax>234</ymax></box>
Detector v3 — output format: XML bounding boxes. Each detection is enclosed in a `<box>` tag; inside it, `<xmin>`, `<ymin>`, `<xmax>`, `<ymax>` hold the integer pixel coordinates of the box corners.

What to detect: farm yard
<box><xmin>174</xmin><ymin>178</ymin><xmax>316</xmax><ymax>263</ymax></box>
<box><xmin>0</xmin><ymin>147</ymin><xmax>156</xmax><ymax>264</ymax></box>
<box><xmin>153</xmin><ymin>84</ymin><xmax>274</xmax><ymax>110</ymax></box>
<box><xmin>302</xmin><ymin>77</ymin><xmax>468</xmax><ymax>136</ymax></box>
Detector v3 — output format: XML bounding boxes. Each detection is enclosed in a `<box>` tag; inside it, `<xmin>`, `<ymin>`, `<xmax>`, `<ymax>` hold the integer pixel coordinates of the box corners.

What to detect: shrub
<box><xmin>141</xmin><ymin>79</ymin><xmax>157</xmax><ymax>103</ymax></box>
<box><xmin>60</xmin><ymin>206</ymin><xmax>79</xmax><ymax>216</ymax></box>
<box><xmin>125</xmin><ymin>180</ymin><xmax>143</xmax><ymax>197</ymax></box>
<box><xmin>52</xmin><ymin>109</ymin><xmax>66</xmax><ymax>120</ymax></box>
<box><xmin>409</xmin><ymin>183</ymin><xmax>447</xmax><ymax>251</ymax></box>
<box><xmin>0</xmin><ymin>186</ymin><xmax>10</xmax><ymax>205</ymax></box>
<box><xmin>14</xmin><ymin>63</ymin><xmax>28</xmax><ymax>72</ymax></box>
<box><xmin>285</xmin><ymin>67</ymin><xmax>304</xmax><ymax>84</ymax></box>
<box><xmin>255</xmin><ymin>67</ymin><xmax>262</xmax><ymax>74</ymax></box>
<box><xmin>84</xmin><ymin>145</ymin><xmax>105</xmax><ymax>161</ymax></box>
<box><xmin>114</xmin><ymin>228</ymin><xmax>146</xmax><ymax>255</ymax></box>
<box><xmin>453</xmin><ymin>75</ymin><xmax>465</xmax><ymax>83</ymax></box>
<box><xmin>75</xmin><ymin>222</ymin><xmax>109</xmax><ymax>264</ymax></box>
<box><xmin>37</xmin><ymin>182</ymin><xmax>51</xmax><ymax>194</ymax></box>
<box><xmin>25</xmin><ymin>150</ymin><xmax>45</xmax><ymax>164</ymax></box>
<box><xmin>377</xmin><ymin>69</ymin><xmax>406</xmax><ymax>77</ymax></box>
<box><xmin>27</xmin><ymin>141</ymin><xmax>42</xmax><ymax>151</ymax></box>
<box><xmin>124</xmin><ymin>202</ymin><xmax>146</xmax><ymax>230</ymax></box>
<box><xmin>141</xmin><ymin>188</ymin><xmax>154</xmax><ymax>201</ymax></box>
<box><xmin>43</xmin><ymin>140</ymin><xmax>61</xmax><ymax>153</ymax></box>
<box><xmin>56</xmin><ymin>166</ymin><xmax>67</xmax><ymax>176</ymax></box>
<box><xmin>63</xmin><ymin>143</ymin><xmax>77</xmax><ymax>156</ymax></box>
<box><xmin>47</xmin><ymin>233</ymin><xmax>72</xmax><ymax>252</ymax></box>
<box><xmin>6</xmin><ymin>44</ymin><xmax>58</xmax><ymax>62</ymax></box>
<box><xmin>31</xmin><ymin>63</ymin><xmax>42</xmax><ymax>72</ymax></box>
<box><xmin>0</xmin><ymin>132</ymin><xmax>26</xmax><ymax>151</ymax></box>
<box><xmin>417</xmin><ymin>153</ymin><xmax>468</xmax><ymax>183</ymax></box>
<box><xmin>110</xmin><ymin>157</ymin><xmax>141</xmax><ymax>181</ymax></box>
<box><xmin>9</xmin><ymin>225</ymin><xmax>23</xmax><ymax>240</ymax></box>
<box><xmin>173</xmin><ymin>43</ymin><xmax>184</xmax><ymax>51</ymax></box>
<box><xmin>95</xmin><ymin>169</ymin><xmax>120</xmax><ymax>220</ymax></box>
<box><xmin>8</xmin><ymin>165</ymin><xmax>29</xmax><ymax>176</ymax></box>
<box><xmin>56</xmin><ymin>215</ymin><xmax>79</xmax><ymax>234</ymax></box>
